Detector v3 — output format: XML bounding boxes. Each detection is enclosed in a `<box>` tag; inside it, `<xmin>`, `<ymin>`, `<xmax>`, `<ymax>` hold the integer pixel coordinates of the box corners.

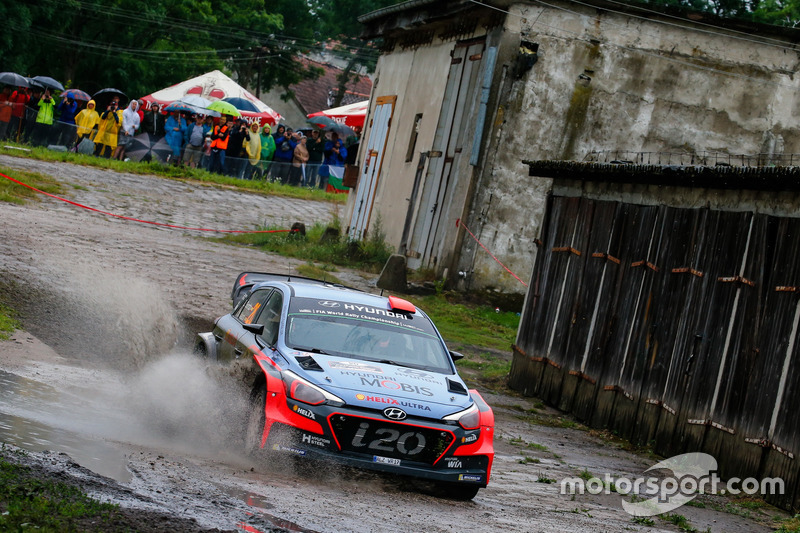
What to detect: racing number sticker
<box><xmin>351</xmin><ymin>422</ymin><xmax>426</xmax><ymax>456</ymax></box>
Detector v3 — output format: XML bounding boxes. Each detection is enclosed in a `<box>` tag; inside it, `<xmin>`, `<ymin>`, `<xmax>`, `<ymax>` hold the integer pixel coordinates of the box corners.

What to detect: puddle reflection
<box><xmin>0</xmin><ymin>369</ymin><xmax>130</xmax><ymax>482</ymax></box>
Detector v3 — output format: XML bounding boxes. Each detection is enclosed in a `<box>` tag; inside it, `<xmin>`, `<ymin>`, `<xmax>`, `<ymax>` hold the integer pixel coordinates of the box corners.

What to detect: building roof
<box><xmin>291</xmin><ymin>58</ymin><xmax>372</xmax><ymax>117</ymax></box>
<box><xmin>524</xmin><ymin>160</ymin><xmax>800</xmax><ymax>192</ymax></box>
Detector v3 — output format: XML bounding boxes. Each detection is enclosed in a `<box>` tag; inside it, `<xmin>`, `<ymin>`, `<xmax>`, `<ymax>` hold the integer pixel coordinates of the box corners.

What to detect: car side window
<box><xmin>255</xmin><ymin>291</ymin><xmax>283</xmax><ymax>346</ymax></box>
<box><xmin>234</xmin><ymin>289</ymin><xmax>273</xmax><ymax>325</ymax></box>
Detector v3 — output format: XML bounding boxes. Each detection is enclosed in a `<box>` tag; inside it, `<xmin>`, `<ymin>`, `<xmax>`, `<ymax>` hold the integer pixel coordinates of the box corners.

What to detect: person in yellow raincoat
<box><xmin>244</xmin><ymin>122</ymin><xmax>262</xmax><ymax>180</ymax></box>
<box><xmin>93</xmin><ymin>96</ymin><xmax>122</xmax><ymax>158</ymax></box>
<box><xmin>74</xmin><ymin>99</ymin><xmax>100</xmax><ymax>150</ymax></box>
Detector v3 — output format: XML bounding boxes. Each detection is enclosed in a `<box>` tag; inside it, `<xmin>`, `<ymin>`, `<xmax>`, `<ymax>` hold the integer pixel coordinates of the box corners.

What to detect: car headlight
<box><xmin>443</xmin><ymin>403</ymin><xmax>480</xmax><ymax>430</ymax></box>
<box><xmin>282</xmin><ymin>370</ymin><xmax>343</xmax><ymax>406</ymax></box>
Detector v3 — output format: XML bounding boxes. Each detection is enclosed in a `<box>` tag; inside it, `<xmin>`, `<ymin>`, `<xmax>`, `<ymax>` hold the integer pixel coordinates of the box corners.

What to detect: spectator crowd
<box><xmin>0</xmin><ymin>82</ymin><xmax>361</xmax><ymax>191</ymax></box>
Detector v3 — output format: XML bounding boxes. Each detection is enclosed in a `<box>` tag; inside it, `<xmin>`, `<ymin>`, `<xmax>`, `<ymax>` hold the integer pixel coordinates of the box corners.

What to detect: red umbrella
<box><xmin>64</xmin><ymin>89</ymin><xmax>91</xmax><ymax>102</ymax></box>
<box><xmin>307</xmin><ymin>100</ymin><xmax>368</xmax><ymax>129</ymax></box>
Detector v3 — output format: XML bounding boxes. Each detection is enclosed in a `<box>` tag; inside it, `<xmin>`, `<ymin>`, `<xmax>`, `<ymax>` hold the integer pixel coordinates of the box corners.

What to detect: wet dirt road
<box><xmin>0</xmin><ymin>154</ymin><xmax>785</xmax><ymax>532</ymax></box>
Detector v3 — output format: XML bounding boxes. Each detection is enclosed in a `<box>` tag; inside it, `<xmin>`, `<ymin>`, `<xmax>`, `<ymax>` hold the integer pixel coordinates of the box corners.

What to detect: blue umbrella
<box><xmin>163</xmin><ymin>101</ymin><xmax>196</xmax><ymax>114</ymax></box>
<box><xmin>222</xmin><ymin>97</ymin><xmax>260</xmax><ymax>113</ymax></box>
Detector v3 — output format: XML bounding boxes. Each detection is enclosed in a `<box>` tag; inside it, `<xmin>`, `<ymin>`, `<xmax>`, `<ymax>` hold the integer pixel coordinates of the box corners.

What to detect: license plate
<box><xmin>373</xmin><ymin>455</ymin><xmax>401</xmax><ymax>465</ymax></box>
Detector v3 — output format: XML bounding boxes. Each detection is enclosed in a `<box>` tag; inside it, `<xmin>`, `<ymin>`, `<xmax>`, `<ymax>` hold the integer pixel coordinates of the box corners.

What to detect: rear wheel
<box><xmin>245</xmin><ymin>385</ymin><xmax>267</xmax><ymax>456</ymax></box>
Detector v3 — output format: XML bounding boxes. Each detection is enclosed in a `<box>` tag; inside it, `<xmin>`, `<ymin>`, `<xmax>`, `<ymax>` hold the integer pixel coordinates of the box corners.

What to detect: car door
<box><xmin>231</xmin><ymin>289</ymin><xmax>285</xmax><ymax>364</ymax></box>
<box><xmin>218</xmin><ymin>288</ymin><xmax>274</xmax><ymax>363</ymax></box>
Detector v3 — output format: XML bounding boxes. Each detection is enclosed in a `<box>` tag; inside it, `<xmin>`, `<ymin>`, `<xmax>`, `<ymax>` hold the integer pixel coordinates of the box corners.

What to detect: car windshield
<box><xmin>285</xmin><ymin>297</ymin><xmax>453</xmax><ymax>374</ymax></box>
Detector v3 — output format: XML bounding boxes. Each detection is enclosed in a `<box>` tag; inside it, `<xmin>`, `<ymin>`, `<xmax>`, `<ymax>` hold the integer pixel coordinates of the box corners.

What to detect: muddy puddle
<box><xmin>0</xmin><ymin>369</ymin><xmax>131</xmax><ymax>481</ymax></box>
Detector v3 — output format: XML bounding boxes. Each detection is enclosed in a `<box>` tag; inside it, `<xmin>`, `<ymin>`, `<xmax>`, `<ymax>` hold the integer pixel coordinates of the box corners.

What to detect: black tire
<box><xmin>437</xmin><ymin>482</ymin><xmax>481</xmax><ymax>501</ymax></box>
<box><xmin>245</xmin><ymin>385</ymin><xmax>267</xmax><ymax>456</ymax></box>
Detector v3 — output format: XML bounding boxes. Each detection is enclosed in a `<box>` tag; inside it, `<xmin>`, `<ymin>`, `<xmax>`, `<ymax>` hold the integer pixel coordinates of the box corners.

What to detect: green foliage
<box><xmin>0</xmin><ymin>303</ymin><xmax>20</xmax><ymax>341</ymax></box>
<box><xmin>0</xmin><ymin>458</ymin><xmax>121</xmax><ymax>531</ymax></box>
<box><xmin>0</xmin><ymin>0</ymin><xmax>396</xmax><ymax>100</ymax></box>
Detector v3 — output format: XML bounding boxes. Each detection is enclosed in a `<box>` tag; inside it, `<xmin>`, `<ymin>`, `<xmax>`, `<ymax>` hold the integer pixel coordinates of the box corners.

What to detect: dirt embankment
<box><xmin>0</xmin><ymin>155</ymin><xmax>787</xmax><ymax>533</ymax></box>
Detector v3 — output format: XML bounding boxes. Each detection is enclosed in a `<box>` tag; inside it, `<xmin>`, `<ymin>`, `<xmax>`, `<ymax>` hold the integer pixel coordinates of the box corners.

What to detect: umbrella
<box><xmin>93</xmin><ymin>88</ymin><xmax>127</xmax><ymax>108</ymax></box>
<box><xmin>222</xmin><ymin>96</ymin><xmax>260</xmax><ymax>113</ymax></box>
<box><xmin>126</xmin><ymin>133</ymin><xmax>173</xmax><ymax>163</ymax></box>
<box><xmin>163</xmin><ymin>101</ymin><xmax>197</xmax><ymax>114</ymax></box>
<box><xmin>32</xmin><ymin>76</ymin><xmax>64</xmax><ymax>92</ymax></box>
<box><xmin>307</xmin><ymin>116</ymin><xmax>355</xmax><ymax>138</ymax></box>
<box><xmin>207</xmin><ymin>100</ymin><xmax>241</xmax><ymax>117</ymax></box>
<box><xmin>0</xmin><ymin>72</ymin><xmax>29</xmax><ymax>88</ymax></box>
<box><xmin>179</xmin><ymin>95</ymin><xmax>212</xmax><ymax>108</ymax></box>
<box><xmin>26</xmin><ymin>77</ymin><xmax>44</xmax><ymax>90</ymax></box>
<box><xmin>307</xmin><ymin>100</ymin><xmax>368</xmax><ymax>129</ymax></box>
<box><xmin>64</xmin><ymin>89</ymin><xmax>91</xmax><ymax>102</ymax></box>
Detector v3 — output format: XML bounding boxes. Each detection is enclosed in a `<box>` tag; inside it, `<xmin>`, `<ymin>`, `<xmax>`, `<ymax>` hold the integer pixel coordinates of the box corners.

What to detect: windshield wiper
<box><xmin>292</xmin><ymin>346</ymin><xmax>331</xmax><ymax>355</ymax></box>
<box><xmin>373</xmin><ymin>359</ymin><xmax>416</xmax><ymax>369</ymax></box>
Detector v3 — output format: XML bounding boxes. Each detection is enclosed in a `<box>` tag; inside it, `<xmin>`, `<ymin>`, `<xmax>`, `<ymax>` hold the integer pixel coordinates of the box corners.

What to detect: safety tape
<box><xmin>456</xmin><ymin>218</ymin><xmax>528</xmax><ymax>287</ymax></box>
<box><xmin>1</xmin><ymin>171</ymin><xmax>295</xmax><ymax>235</ymax></box>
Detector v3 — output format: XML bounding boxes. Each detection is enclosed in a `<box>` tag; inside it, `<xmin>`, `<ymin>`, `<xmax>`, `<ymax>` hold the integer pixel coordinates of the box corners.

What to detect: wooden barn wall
<box><xmin>509</xmin><ymin>195</ymin><xmax>800</xmax><ymax>510</ymax></box>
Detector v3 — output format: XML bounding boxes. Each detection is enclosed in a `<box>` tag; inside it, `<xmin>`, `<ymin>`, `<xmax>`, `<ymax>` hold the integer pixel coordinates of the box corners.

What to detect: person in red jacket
<box><xmin>6</xmin><ymin>87</ymin><xmax>29</xmax><ymax>141</ymax></box>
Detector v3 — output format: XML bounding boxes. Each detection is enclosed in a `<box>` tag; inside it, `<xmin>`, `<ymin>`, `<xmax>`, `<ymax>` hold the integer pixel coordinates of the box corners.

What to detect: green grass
<box><xmin>0</xmin><ymin>303</ymin><xmax>20</xmax><ymax>340</ymax></box>
<box><xmin>0</xmin><ymin>456</ymin><xmax>122</xmax><ymax>531</ymax></box>
<box><xmin>660</xmin><ymin>513</ymin><xmax>700</xmax><ymax>532</ymax></box>
<box><xmin>0</xmin><ymin>143</ymin><xmax>345</xmax><ymax>204</ymax></box>
<box><xmin>0</xmin><ymin>165</ymin><xmax>63</xmax><ymax>204</ymax></box>
<box><xmin>777</xmin><ymin>514</ymin><xmax>800</xmax><ymax>532</ymax></box>
<box><xmin>220</xmin><ymin>217</ymin><xmax>394</xmax><ymax>273</ymax></box>
<box><xmin>408</xmin><ymin>292</ymin><xmax>519</xmax><ymax>351</ymax></box>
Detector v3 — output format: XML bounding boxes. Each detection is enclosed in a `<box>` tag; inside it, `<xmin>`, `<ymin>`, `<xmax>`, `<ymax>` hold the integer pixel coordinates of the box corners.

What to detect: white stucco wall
<box><xmin>345</xmin><ymin>31</ymin><xmax>488</xmax><ymax>246</ymax></box>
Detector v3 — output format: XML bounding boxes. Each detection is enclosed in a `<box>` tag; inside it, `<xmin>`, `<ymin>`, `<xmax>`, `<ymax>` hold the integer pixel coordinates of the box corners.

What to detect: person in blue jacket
<box><xmin>164</xmin><ymin>111</ymin><xmax>187</xmax><ymax>165</ymax></box>
<box><xmin>272</xmin><ymin>127</ymin><xmax>297</xmax><ymax>184</ymax></box>
<box><xmin>54</xmin><ymin>94</ymin><xmax>79</xmax><ymax>146</ymax></box>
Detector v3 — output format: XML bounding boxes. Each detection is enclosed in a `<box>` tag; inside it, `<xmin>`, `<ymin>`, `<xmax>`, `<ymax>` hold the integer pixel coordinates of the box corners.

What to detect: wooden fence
<box><xmin>510</xmin><ymin>194</ymin><xmax>800</xmax><ymax>510</ymax></box>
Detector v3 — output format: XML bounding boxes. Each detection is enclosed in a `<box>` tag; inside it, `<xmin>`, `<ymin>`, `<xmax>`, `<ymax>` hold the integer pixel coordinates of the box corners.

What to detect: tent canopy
<box><xmin>141</xmin><ymin>70</ymin><xmax>281</xmax><ymax>126</ymax></box>
<box><xmin>307</xmin><ymin>100</ymin><xmax>368</xmax><ymax>130</ymax></box>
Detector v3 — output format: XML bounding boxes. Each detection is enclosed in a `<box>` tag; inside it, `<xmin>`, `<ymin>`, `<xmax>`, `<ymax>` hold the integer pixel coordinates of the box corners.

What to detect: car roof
<box><xmin>259</xmin><ymin>279</ymin><xmax>388</xmax><ymax>306</ymax></box>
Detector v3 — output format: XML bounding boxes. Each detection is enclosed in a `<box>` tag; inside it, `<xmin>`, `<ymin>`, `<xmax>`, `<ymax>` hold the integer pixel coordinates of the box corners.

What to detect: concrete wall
<box><xmin>354</xmin><ymin>0</ymin><xmax>800</xmax><ymax>297</ymax></box>
<box><xmin>458</xmin><ymin>1</ymin><xmax>800</xmax><ymax>295</ymax></box>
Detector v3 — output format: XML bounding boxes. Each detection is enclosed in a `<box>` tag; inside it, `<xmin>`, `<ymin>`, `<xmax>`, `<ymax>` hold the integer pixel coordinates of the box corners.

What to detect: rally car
<box><xmin>195</xmin><ymin>272</ymin><xmax>494</xmax><ymax>500</ymax></box>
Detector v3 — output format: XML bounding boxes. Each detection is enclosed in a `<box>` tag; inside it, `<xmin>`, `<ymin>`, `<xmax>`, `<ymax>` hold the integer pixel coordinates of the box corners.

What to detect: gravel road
<box><xmin>0</xmin><ymin>154</ymin><xmax>785</xmax><ymax>533</ymax></box>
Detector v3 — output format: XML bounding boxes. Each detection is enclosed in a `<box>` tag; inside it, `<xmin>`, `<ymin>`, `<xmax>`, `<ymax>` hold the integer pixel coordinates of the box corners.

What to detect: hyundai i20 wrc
<box><xmin>195</xmin><ymin>272</ymin><xmax>494</xmax><ymax>500</ymax></box>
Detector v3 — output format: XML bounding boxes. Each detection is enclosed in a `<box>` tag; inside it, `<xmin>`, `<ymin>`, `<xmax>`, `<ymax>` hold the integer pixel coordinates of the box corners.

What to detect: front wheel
<box><xmin>245</xmin><ymin>385</ymin><xmax>267</xmax><ymax>456</ymax></box>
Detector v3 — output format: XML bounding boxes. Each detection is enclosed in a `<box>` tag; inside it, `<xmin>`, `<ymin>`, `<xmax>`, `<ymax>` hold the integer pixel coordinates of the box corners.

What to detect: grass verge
<box><xmin>0</xmin><ymin>303</ymin><xmax>20</xmax><ymax>340</ymax></box>
<box><xmin>0</xmin><ymin>143</ymin><xmax>345</xmax><ymax>204</ymax></box>
<box><xmin>0</xmin><ymin>165</ymin><xmax>63</xmax><ymax>204</ymax></box>
<box><xmin>0</xmin><ymin>453</ymin><xmax>121</xmax><ymax>532</ymax></box>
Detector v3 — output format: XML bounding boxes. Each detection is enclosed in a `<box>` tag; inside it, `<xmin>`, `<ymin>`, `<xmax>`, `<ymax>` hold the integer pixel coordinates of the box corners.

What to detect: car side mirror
<box><xmin>449</xmin><ymin>350</ymin><xmax>465</xmax><ymax>361</ymax></box>
<box><xmin>243</xmin><ymin>323</ymin><xmax>265</xmax><ymax>336</ymax></box>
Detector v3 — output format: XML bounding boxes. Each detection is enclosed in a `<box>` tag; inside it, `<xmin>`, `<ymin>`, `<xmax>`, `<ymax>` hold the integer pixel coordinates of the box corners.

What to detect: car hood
<box><xmin>289</xmin><ymin>353</ymin><xmax>473</xmax><ymax>419</ymax></box>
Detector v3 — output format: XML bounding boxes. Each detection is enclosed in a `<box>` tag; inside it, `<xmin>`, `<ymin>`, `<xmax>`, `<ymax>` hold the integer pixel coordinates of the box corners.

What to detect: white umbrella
<box><xmin>179</xmin><ymin>94</ymin><xmax>212</xmax><ymax>108</ymax></box>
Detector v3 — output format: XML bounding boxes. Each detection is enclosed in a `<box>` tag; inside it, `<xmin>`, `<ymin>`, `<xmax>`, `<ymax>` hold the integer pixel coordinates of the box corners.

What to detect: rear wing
<box><xmin>230</xmin><ymin>272</ymin><xmax>364</xmax><ymax>308</ymax></box>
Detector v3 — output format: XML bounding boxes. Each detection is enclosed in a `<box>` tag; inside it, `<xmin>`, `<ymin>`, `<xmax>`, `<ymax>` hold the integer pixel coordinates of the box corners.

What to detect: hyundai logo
<box><xmin>383</xmin><ymin>407</ymin><xmax>407</xmax><ymax>420</ymax></box>
<box><xmin>319</xmin><ymin>300</ymin><xmax>340</xmax><ymax>307</ymax></box>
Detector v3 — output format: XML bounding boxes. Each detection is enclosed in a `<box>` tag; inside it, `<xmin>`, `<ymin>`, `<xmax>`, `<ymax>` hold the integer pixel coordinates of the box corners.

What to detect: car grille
<box><xmin>329</xmin><ymin>414</ymin><xmax>454</xmax><ymax>465</ymax></box>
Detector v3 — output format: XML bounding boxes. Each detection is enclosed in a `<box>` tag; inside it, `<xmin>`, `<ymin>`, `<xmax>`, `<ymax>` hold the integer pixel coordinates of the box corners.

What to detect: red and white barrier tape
<box><xmin>1</xmin><ymin>171</ymin><xmax>295</xmax><ymax>235</ymax></box>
